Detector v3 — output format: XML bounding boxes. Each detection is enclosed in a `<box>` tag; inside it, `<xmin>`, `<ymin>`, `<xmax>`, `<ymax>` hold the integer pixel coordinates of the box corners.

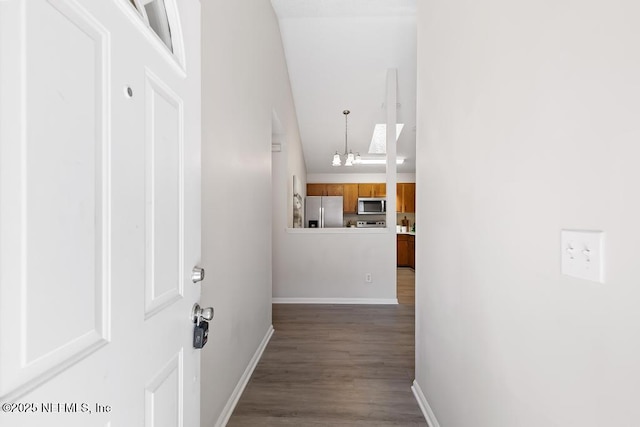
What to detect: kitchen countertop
<box><xmin>287</xmin><ymin>227</ymin><xmax>389</xmax><ymax>234</ymax></box>
<box><xmin>286</xmin><ymin>228</ymin><xmax>416</xmax><ymax>235</ymax></box>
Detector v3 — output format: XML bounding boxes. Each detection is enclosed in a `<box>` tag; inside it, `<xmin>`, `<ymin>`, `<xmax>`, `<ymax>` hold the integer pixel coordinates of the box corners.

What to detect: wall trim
<box><xmin>412</xmin><ymin>379</ymin><xmax>441</xmax><ymax>427</ymax></box>
<box><xmin>214</xmin><ymin>325</ymin><xmax>274</xmax><ymax>427</ymax></box>
<box><xmin>272</xmin><ymin>298</ymin><xmax>398</xmax><ymax>305</ymax></box>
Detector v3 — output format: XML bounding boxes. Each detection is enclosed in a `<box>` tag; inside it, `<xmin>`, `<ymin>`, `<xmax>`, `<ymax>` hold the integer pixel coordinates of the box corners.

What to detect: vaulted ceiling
<box><xmin>271</xmin><ymin>0</ymin><xmax>417</xmax><ymax>175</ymax></box>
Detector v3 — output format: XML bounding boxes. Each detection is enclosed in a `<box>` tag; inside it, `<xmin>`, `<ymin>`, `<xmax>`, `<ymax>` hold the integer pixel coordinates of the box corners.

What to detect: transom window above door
<box><xmin>129</xmin><ymin>0</ymin><xmax>174</xmax><ymax>52</ymax></box>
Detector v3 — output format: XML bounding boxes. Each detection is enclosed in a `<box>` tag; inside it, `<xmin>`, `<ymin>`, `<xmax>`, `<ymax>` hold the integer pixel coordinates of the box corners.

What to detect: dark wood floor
<box><xmin>227</xmin><ymin>268</ymin><xmax>426</xmax><ymax>426</ymax></box>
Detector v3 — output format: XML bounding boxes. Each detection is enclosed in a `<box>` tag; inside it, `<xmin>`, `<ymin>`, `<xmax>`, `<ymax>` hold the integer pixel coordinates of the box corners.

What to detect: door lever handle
<box><xmin>192</xmin><ymin>303</ymin><xmax>214</xmax><ymax>324</ymax></box>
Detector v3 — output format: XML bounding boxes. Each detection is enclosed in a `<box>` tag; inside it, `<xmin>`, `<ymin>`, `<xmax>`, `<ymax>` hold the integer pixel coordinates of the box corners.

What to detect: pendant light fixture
<box><xmin>332</xmin><ymin>110</ymin><xmax>361</xmax><ymax>167</ymax></box>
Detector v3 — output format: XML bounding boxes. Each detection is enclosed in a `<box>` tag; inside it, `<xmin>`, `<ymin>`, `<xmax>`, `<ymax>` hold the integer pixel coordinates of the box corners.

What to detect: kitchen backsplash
<box><xmin>344</xmin><ymin>214</ymin><xmax>385</xmax><ymax>227</ymax></box>
<box><xmin>343</xmin><ymin>212</ymin><xmax>415</xmax><ymax>228</ymax></box>
<box><xmin>397</xmin><ymin>213</ymin><xmax>415</xmax><ymax>227</ymax></box>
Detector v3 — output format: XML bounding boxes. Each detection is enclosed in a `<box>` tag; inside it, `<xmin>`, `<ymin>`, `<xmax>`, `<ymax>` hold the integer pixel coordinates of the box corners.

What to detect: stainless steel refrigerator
<box><xmin>305</xmin><ymin>196</ymin><xmax>343</xmax><ymax>228</ymax></box>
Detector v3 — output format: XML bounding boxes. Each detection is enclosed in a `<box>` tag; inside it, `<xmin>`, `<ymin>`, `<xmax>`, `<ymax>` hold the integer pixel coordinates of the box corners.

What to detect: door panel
<box><xmin>144</xmin><ymin>70</ymin><xmax>184</xmax><ymax>318</ymax></box>
<box><xmin>145</xmin><ymin>350</ymin><xmax>183</xmax><ymax>427</ymax></box>
<box><xmin>0</xmin><ymin>0</ymin><xmax>201</xmax><ymax>425</ymax></box>
<box><xmin>0</xmin><ymin>0</ymin><xmax>111</xmax><ymax>400</ymax></box>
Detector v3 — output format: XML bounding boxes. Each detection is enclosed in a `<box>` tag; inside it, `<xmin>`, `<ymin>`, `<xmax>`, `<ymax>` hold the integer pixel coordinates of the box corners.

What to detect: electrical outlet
<box><xmin>365</xmin><ymin>273</ymin><xmax>372</xmax><ymax>283</ymax></box>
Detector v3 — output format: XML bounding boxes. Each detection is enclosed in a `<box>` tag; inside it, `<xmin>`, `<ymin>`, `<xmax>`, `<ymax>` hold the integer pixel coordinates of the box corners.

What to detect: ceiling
<box><xmin>271</xmin><ymin>0</ymin><xmax>417</xmax><ymax>175</ymax></box>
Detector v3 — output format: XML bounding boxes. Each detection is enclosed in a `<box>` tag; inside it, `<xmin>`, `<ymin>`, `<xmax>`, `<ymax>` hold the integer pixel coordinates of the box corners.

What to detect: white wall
<box><xmin>415</xmin><ymin>0</ymin><xmax>640</xmax><ymax>426</ymax></box>
<box><xmin>273</xmin><ymin>128</ymin><xmax>307</xmax><ymax>230</ymax></box>
<box><xmin>200</xmin><ymin>1</ymin><xmax>303</xmax><ymax>425</ymax></box>
<box><xmin>273</xmin><ymin>229</ymin><xmax>397</xmax><ymax>303</ymax></box>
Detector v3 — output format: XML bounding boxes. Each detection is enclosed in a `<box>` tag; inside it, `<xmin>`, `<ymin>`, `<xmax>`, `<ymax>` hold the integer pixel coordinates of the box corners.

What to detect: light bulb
<box><xmin>332</xmin><ymin>151</ymin><xmax>341</xmax><ymax>166</ymax></box>
<box><xmin>345</xmin><ymin>151</ymin><xmax>355</xmax><ymax>166</ymax></box>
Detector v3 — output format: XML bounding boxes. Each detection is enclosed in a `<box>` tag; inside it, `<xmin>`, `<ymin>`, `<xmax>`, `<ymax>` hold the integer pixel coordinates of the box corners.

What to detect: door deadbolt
<box><xmin>191</xmin><ymin>266</ymin><xmax>205</xmax><ymax>283</ymax></box>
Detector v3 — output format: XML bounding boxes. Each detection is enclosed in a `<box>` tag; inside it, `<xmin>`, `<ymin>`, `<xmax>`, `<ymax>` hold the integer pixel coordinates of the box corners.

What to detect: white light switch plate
<box><xmin>561</xmin><ymin>230</ymin><xmax>604</xmax><ymax>283</ymax></box>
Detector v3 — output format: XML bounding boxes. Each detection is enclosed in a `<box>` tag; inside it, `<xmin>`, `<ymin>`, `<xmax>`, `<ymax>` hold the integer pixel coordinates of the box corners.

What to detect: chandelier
<box><xmin>332</xmin><ymin>110</ymin><xmax>361</xmax><ymax>167</ymax></box>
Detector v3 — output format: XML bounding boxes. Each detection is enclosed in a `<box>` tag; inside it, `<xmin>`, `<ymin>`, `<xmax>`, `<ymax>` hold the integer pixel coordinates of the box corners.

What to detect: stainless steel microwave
<box><xmin>358</xmin><ymin>198</ymin><xmax>386</xmax><ymax>215</ymax></box>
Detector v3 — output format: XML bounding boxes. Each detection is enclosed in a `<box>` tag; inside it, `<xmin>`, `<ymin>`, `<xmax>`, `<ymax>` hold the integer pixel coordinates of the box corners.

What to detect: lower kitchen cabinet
<box><xmin>397</xmin><ymin>234</ymin><xmax>415</xmax><ymax>269</ymax></box>
<box><xmin>408</xmin><ymin>235</ymin><xmax>415</xmax><ymax>269</ymax></box>
<box><xmin>397</xmin><ymin>234</ymin><xmax>409</xmax><ymax>267</ymax></box>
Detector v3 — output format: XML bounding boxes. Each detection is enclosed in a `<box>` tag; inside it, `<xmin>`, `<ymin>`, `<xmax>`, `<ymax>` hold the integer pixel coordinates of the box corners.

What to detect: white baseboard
<box><xmin>412</xmin><ymin>379</ymin><xmax>441</xmax><ymax>427</ymax></box>
<box><xmin>272</xmin><ymin>297</ymin><xmax>398</xmax><ymax>305</ymax></box>
<box><xmin>215</xmin><ymin>325</ymin><xmax>274</xmax><ymax>427</ymax></box>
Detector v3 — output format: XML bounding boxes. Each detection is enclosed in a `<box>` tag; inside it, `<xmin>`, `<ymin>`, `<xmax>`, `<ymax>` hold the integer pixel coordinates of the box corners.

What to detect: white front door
<box><xmin>0</xmin><ymin>1</ymin><xmax>202</xmax><ymax>426</ymax></box>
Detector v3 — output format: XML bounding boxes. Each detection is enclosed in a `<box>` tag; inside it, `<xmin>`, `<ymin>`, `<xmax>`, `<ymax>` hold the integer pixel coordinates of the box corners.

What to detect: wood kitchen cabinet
<box><xmin>397</xmin><ymin>234</ymin><xmax>409</xmax><ymax>267</ymax></box>
<box><xmin>326</xmin><ymin>184</ymin><xmax>343</xmax><ymax>196</ymax></box>
<box><xmin>396</xmin><ymin>183</ymin><xmax>416</xmax><ymax>213</ymax></box>
<box><xmin>307</xmin><ymin>183</ymin><xmax>343</xmax><ymax>197</ymax></box>
<box><xmin>307</xmin><ymin>183</ymin><xmax>355</xmax><ymax>213</ymax></box>
<box><xmin>310</xmin><ymin>182</ymin><xmax>386</xmax><ymax>198</ymax></box>
<box><xmin>358</xmin><ymin>183</ymin><xmax>386</xmax><ymax>198</ymax></box>
<box><xmin>343</xmin><ymin>184</ymin><xmax>358</xmax><ymax>214</ymax></box>
<box><xmin>308</xmin><ymin>182</ymin><xmax>390</xmax><ymax>213</ymax></box>
<box><xmin>408</xmin><ymin>235</ymin><xmax>415</xmax><ymax>269</ymax></box>
<box><xmin>398</xmin><ymin>233</ymin><xmax>415</xmax><ymax>269</ymax></box>
<box><xmin>306</xmin><ymin>184</ymin><xmax>325</xmax><ymax>196</ymax></box>
<box><xmin>404</xmin><ymin>184</ymin><xmax>415</xmax><ymax>213</ymax></box>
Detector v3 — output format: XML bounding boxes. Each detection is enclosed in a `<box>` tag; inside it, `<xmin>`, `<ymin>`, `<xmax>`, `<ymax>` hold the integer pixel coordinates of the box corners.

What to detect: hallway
<box><xmin>227</xmin><ymin>268</ymin><xmax>425</xmax><ymax>426</ymax></box>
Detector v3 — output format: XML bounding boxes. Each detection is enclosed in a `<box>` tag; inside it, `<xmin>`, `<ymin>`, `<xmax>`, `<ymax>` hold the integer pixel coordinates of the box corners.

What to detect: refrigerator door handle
<box><xmin>321</xmin><ymin>207</ymin><xmax>324</xmax><ymax>228</ymax></box>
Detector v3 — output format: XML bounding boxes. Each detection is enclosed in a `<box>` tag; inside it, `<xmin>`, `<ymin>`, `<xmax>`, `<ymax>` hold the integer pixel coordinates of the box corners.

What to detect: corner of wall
<box><xmin>411</xmin><ymin>380</ymin><xmax>441</xmax><ymax>427</ymax></box>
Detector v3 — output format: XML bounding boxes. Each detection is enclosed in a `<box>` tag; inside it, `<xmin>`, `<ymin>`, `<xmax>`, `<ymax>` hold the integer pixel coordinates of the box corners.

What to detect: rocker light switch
<box><xmin>561</xmin><ymin>230</ymin><xmax>604</xmax><ymax>283</ymax></box>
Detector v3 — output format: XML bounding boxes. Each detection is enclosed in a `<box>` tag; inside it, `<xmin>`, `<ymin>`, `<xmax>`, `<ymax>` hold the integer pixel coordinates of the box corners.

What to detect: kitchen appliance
<box><xmin>356</xmin><ymin>220</ymin><xmax>386</xmax><ymax>228</ymax></box>
<box><xmin>305</xmin><ymin>196</ymin><xmax>343</xmax><ymax>228</ymax></box>
<box><xmin>358</xmin><ymin>197</ymin><xmax>386</xmax><ymax>215</ymax></box>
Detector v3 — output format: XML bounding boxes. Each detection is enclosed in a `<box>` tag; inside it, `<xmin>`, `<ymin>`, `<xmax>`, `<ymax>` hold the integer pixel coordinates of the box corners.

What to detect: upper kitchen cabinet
<box><xmin>326</xmin><ymin>184</ymin><xmax>344</xmax><ymax>196</ymax></box>
<box><xmin>307</xmin><ymin>183</ymin><xmax>343</xmax><ymax>197</ymax></box>
<box><xmin>396</xmin><ymin>183</ymin><xmax>416</xmax><ymax>213</ymax></box>
<box><xmin>307</xmin><ymin>182</ymin><xmax>389</xmax><ymax>213</ymax></box>
<box><xmin>343</xmin><ymin>184</ymin><xmax>358</xmax><ymax>214</ymax></box>
<box><xmin>358</xmin><ymin>183</ymin><xmax>386</xmax><ymax>198</ymax></box>
<box><xmin>307</xmin><ymin>184</ymin><xmax>325</xmax><ymax>196</ymax></box>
